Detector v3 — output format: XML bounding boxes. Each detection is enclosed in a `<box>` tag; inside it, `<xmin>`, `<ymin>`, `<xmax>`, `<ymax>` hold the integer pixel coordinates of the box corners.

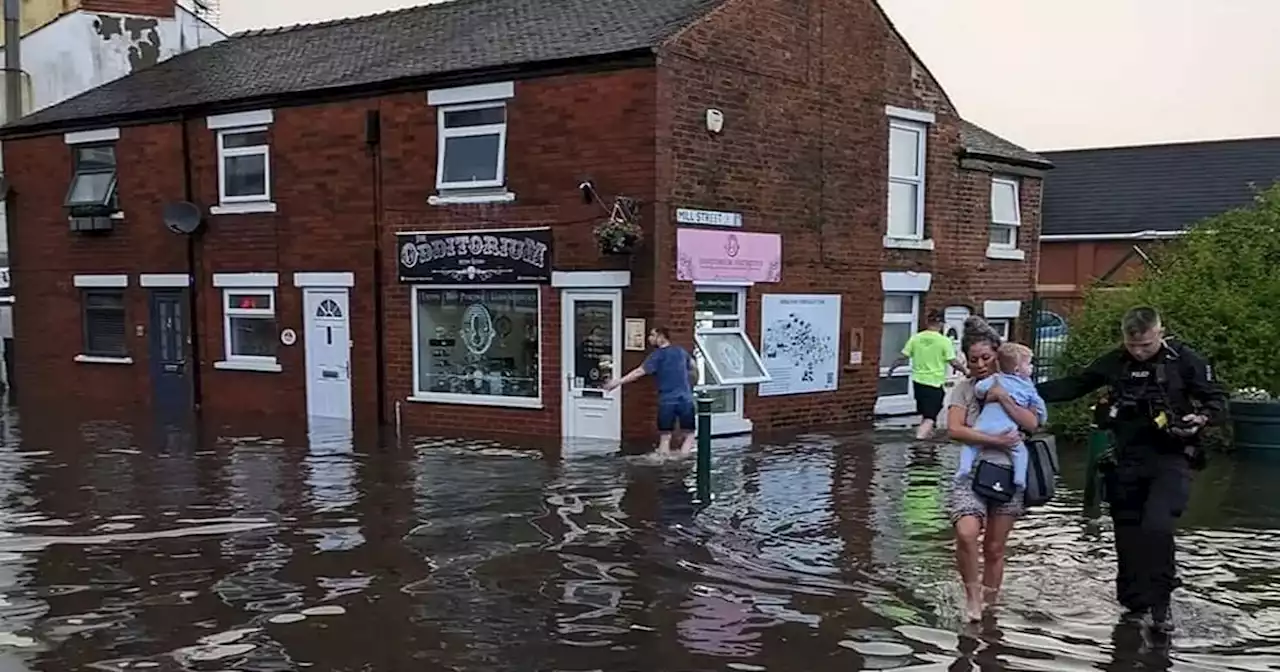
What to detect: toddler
<box><xmin>955</xmin><ymin>343</ymin><xmax>1047</xmax><ymax>491</ymax></box>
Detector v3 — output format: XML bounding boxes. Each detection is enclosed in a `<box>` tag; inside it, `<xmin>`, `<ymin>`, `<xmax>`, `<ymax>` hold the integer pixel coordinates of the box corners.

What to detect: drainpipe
<box><xmin>3</xmin><ymin>0</ymin><xmax>19</xmax><ymax>121</ymax></box>
<box><xmin>180</xmin><ymin>114</ymin><xmax>203</xmax><ymax>412</ymax></box>
<box><xmin>3</xmin><ymin>0</ymin><xmax>20</xmax><ymax>400</ymax></box>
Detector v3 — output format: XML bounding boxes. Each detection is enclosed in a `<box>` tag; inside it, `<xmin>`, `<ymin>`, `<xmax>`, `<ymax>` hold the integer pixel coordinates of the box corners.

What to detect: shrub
<box><xmin>1046</xmin><ymin>182</ymin><xmax>1280</xmax><ymax>441</ymax></box>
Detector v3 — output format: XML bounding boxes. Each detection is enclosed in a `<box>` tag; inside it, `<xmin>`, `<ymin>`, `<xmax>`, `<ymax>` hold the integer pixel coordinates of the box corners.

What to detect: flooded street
<box><xmin>0</xmin><ymin>410</ymin><xmax>1276</xmax><ymax>670</ymax></box>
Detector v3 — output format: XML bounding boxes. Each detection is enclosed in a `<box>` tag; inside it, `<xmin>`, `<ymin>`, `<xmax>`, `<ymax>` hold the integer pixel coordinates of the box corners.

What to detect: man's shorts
<box><xmin>657</xmin><ymin>398</ymin><xmax>696</xmax><ymax>432</ymax></box>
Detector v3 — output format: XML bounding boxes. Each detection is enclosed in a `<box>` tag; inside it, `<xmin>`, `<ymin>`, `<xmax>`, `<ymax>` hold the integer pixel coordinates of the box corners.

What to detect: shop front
<box><xmin>397</xmin><ymin>227</ymin><xmax>552</xmax><ymax>413</ymax></box>
<box><xmin>676</xmin><ymin>225</ymin><xmax>782</xmax><ymax>436</ymax></box>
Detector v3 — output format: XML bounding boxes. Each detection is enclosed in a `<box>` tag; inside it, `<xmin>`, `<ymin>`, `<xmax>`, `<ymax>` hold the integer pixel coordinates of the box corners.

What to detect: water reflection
<box><xmin>0</xmin><ymin>410</ymin><xmax>1273</xmax><ymax>669</ymax></box>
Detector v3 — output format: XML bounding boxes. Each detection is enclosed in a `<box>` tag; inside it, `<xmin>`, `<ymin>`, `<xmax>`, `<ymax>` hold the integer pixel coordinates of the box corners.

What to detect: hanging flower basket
<box><xmin>593</xmin><ymin>199</ymin><xmax>642</xmax><ymax>255</ymax></box>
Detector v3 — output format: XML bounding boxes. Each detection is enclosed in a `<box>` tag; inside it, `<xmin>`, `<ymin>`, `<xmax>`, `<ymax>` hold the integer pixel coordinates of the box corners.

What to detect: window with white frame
<box><xmin>878</xmin><ymin>293</ymin><xmax>920</xmax><ymax>399</ymax></box>
<box><xmin>988</xmin><ymin>318</ymin><xmax>1011</xmax><ymax>342</ymax></box>
<box><xmin>887</xmin><ymin>119</ymin><xmax>927</xmax><ymax>240</ymax></box>
<box><xmin>694</xmin><ymin>288</ymin><xmax>753</xmax><ymax>433</ymax></box>
<box><xmin>81</xmin><ymin>289</ymin><xmax>127</xmax><ymax>357</ymax></box>
<box><xmin>222</xmin><ymin>289</ymin><xmax>278</xmax><ymax>362</ymax></box>
<box><xmin>217</xmin><ymin>127</ymin><xmax>271</xmax><ymax>203</ymax></box>
<box><xmin>412</xmin><ymin>286</ymin><xmax>541</xmax><ymax>406</ymax></box>
<box><xmin>989</xmin><ymin>176</ymin><xmax>1021</xmax><ymax>249</ymax></box>
<box><xmin>692</xmin><ymin>293</ymin><xmax>770</xmax><ymax>391</ymax></box>
<box><xmin>436</xmin><ymin>103</ymin><xmax>507</xmax><ymax>191</ymax></box>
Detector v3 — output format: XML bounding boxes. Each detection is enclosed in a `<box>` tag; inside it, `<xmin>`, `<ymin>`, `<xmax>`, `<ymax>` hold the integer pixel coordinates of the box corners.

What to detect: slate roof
<box><xmin>1041</xmin><ymin>137</ymin><xmax>1280</xmax><ymax>237</ymax></box>
<box><xmin>3</xmin><ymin>0</ymin><xmax>727</xmax><ymax>133</ymax></box>
<box><xmin>959</xmin><ymin>120</ymin><xmax>1051</xmax><ymax>168</ymax></box>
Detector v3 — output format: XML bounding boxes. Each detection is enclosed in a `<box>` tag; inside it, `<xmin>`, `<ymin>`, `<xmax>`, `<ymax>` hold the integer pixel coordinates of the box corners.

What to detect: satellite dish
<box><xmin>162</xmin><ymin>201</ymin><xmax>203</xmax><ymax>235</ymax></box>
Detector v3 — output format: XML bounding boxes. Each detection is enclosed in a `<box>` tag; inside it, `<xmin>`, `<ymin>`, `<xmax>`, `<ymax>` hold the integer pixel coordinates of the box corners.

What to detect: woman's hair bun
<box><xmin>961</xmin><ymin>315</ymin><xmax>1002</xmax><ymax>352</ymax></box>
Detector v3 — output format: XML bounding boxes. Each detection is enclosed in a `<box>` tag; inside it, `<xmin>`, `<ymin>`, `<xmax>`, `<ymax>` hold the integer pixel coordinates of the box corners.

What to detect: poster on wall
<box><xmin>759</xmin><ymin>294</ymin><xmax>841</xmax><ymax>397</ymax></box>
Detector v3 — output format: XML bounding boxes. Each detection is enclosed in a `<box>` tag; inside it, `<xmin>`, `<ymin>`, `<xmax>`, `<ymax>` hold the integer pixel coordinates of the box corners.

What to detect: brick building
<box><xmin>0</xmin><ymin>0</ymin><xmax>1049</xmax><ymax>444</ymax></box>
<box><xmin>1038</xmin><ymin>137</ymin><xmax>1280</xmax><ymax>320</ymax></box>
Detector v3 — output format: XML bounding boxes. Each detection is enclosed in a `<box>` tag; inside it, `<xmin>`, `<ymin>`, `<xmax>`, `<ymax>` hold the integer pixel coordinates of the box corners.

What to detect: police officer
<box><xmin>1037</xmin><ymin>306</ymin><xmax>1225</xmax><ymax>633</ymax></box>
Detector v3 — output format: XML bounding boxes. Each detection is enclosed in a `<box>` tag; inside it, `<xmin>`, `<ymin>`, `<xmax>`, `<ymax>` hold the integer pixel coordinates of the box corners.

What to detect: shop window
<box><xmin>217</xmin><ymin>128</ymin><xmax>271</xmax><ymax>204</ymax></box>
<box><xmin>82</xmin><ymin>289</ymin><xmax>127</xmax><ymax>357</ymax></box>
<box><xmin>694</xmin><ymin>288</ymin><xmax>754</xmax><ymax>434</ymax></box>
<box><xmin>64</xmin><ymin>144</ymin><xmax>119</xmax><ymax>216</ymax></box>
<box><xmin>412</xmin><ymin>286</ymin><xmax>541</xmax><ymax>407</ymax></box>
<box><xmin>878</xmin><ymin>292</ymin><xmax>920</xmax><ymax>404</ymax></box>
<box><xmin>692</xmin><ymin>292</ymin><xmax>770</xmax><ymax>388</ymax></box>
<box><xmin>223</xmin><ymin>289</ymin><xmax>278</xmax><ymax>364</ymax></box>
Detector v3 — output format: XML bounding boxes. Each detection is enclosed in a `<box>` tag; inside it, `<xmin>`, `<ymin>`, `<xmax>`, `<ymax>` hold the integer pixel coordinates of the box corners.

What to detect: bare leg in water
<box><xmin>982</xmin><ymin>514</ymin><xmax>1017</xmax><ymax>608</ymax></box>
<box><xmin>954</xmin><ymin>515</ymin><xmax>985</xmax><ymax>621</ymax></box>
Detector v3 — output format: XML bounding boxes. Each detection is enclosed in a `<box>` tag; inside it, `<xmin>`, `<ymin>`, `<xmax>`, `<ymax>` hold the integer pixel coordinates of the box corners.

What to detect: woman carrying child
<box><xmin>945</xmin><ymin>317</ymin><xmax>1044</xmax><ymax>621</ymax></box>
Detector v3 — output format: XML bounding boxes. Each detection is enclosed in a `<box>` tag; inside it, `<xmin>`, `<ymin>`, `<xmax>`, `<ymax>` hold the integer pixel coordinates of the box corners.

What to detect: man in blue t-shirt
<box><xmin>603</xmin><ymin>326</ymin><xmax>696</xmax><ymax>457</ymax></box>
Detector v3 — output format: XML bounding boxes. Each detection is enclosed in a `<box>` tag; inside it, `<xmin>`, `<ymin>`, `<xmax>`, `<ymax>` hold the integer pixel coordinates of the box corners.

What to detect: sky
<box><xmin>218</xmin><ymin>0</ymin><xmax>1280</xmax><ymax>151</ymax></box>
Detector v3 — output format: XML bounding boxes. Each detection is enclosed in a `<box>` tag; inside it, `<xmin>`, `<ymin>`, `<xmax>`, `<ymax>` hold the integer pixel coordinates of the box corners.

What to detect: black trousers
<box><xmin>1102</xmin><ymin>450</ymin><xmax>1192</xmax><ymax>612</ymax></box>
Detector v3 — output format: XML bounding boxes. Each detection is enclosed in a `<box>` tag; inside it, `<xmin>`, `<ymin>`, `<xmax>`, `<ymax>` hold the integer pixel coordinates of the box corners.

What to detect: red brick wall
<box><xmin>654</xmin><ymin>0</ymin><xmax>1042</xmax><ymax>431</ymax></box>
<box><xmin>7</xmin><ymin>68</ymin><xmax>660</xmax><ymax>440</ymax></box>
<box><xmin>80</xmin><ymin>0</ymin><xmax>176</xmax><ymax>17</ymax></box>
<box><xmin>1038</xmin><ymin>239</ymin><xmax>1164</xmax><ymax>316</ymax></box>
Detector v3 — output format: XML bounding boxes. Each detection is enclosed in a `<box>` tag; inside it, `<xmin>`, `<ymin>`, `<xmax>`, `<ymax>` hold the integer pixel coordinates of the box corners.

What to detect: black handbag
<box><xmin>972</xmin><ymin>460</ymin><xmax>1016</xmax><ymax>504</ymax></box>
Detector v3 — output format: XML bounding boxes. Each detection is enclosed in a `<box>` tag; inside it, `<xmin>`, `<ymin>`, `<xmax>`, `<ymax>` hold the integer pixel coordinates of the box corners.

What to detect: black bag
<box><xmin>1023</xmin><ymin>434</ymin><xmax>1060</xmax><ymax>508</ymax></box>
<box><xmin>972</xmin><ymin>460</ymin><xmax>1015</xmax><ymax>504</ymax></box>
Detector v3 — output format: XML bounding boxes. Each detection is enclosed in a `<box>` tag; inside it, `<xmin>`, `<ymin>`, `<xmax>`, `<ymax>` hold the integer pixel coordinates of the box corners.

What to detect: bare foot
<box><xmin>965</xmin><ymin>600</ymin><xmax>983</xmax><ymax>623</ymax></box>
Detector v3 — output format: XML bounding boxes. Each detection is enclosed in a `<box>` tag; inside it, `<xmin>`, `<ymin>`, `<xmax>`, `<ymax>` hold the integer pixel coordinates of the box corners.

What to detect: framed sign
<box><xmin>397</xmin><ymin>227</ymin><xmax>552</xmax><ymax>284</ymax></box>
<box><xmin>624</xmin><ymin>318</ymin><xmax>647</xmax><ymax>351</ymax></box>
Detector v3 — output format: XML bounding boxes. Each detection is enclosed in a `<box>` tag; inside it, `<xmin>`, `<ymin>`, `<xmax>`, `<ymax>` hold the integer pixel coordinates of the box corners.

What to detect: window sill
<box><xmin>985</xmin><ymin>246</ymin><xmax>1026</xmax><ymax>261</ymax></box>
<box><xmin>215</xmin><ymin>359</ymin><xmax>282</xmax><ymax>373</ymax></box>
<box><xmin>428</xmin><ymin>190</ymin><xmax>516</xmax><ymax>206</ymax></box>
<box><xmin>710</xmin><ymin>415</ymin><xmax>753</xmax><ymax>437</ymax></box>
<box><xmin>407</xmin><ymin>393</ymin><xmax>542</xmax><ymax>409</ymax></box>
<box><xmin>109</xmin><ymin>211</ymin><xmax>125</xmax><ymax>220</ymax></box>
<box><xmin>874</xmin><ymin>395</ymin><xmax>917</xmax><ymax>417</ymax></box>
<box><xmin>883</xmin><ymin>236</ymin><xmax>935</xmax><ymax>251</ymax></box>
<box><xmin>211</xmin><ymin>201</ymin><xmax>278</xmax><ymax>215</ymax></box>
<box><xmin>75</xmin><ymin>354</ymin><xmax>133</xmax><ymax>365</ymax></box>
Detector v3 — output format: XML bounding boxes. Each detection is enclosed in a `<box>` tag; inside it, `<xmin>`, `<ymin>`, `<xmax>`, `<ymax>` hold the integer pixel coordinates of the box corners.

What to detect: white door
<box><xmin>304</xmin><ymin>289</ymin><xmax>353</xmax><ymax>423</ymax></box>
<box><xmin>561</xmin><ymin>290</ymin><xmax>622</xmax><ymax>443</ymax></box>
<box><xmin>938</xmin><ymin>305</ymin><xmax>971</xmax><ymax>428</ymax></box>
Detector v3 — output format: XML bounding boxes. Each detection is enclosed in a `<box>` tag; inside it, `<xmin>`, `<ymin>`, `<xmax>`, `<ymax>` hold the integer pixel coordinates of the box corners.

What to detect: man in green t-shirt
<box><xmin>887</xmin><ymin>310</ymin><xmax>967</xmax><ymax>439</ymax></box>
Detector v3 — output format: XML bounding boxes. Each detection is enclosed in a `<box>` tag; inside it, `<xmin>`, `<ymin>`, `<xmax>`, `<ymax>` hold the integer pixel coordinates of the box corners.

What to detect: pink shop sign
<box><xmin>676</xmin><ymin>228</ymin><xmax>782</xmax><ymax>283</ymax></box>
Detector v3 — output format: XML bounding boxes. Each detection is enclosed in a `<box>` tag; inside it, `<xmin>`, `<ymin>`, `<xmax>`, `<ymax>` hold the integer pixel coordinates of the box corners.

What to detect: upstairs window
<box><xmin>217</xmin><ymin>128</ymin><xmax>271</xmax><ymax>203</ymax></box>
<box><xmin>990</xmin><ymin>176</ymin><xmax>1021</xmax><ymax>249</ymax></box>
<box><xmin>64</xmin><ymin>144</ymin><xmax>118</xmax><ymax>216</ymax></box>
<box><xmin>427</xmin><ymin>81</ymin><xmax>515</xmax><ymax>204</ymax></box>
<box><xmin>437</xmin><ymin>103</ymin><xmax>507</xmax><ymax>191</ymax></box>
<box><xmin>887</xmin><ymin>119</ymin><xmax>927</xmax><ymax>240</ymax></box>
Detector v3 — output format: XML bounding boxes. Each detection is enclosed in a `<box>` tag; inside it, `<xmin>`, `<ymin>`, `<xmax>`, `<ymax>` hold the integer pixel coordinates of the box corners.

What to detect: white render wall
<box><xmin>1</xmin><ymin>6</ymin><xmax>224</xmax><ymax>118</ymax></box>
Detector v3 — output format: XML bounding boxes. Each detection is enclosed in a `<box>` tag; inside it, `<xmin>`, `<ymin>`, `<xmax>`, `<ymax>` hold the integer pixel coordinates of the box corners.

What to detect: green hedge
<box><xmin>1045</xmin><ymin>182</ymin><xmax>1280</xmax><ymax>442</ymax></box>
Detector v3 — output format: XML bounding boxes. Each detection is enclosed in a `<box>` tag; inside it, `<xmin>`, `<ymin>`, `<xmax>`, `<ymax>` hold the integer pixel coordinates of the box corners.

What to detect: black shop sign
<box><xmin>397</xmin><ymin>228</ymin><xmax>552</xmax><ymax>284</ymax></box>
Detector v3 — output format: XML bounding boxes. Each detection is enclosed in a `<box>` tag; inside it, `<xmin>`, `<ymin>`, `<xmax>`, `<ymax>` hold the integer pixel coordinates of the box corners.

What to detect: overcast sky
<box><xmin>219</xmin><ymin>0</ymin><xmax>1280</xmax><ymax>151</ymax></box>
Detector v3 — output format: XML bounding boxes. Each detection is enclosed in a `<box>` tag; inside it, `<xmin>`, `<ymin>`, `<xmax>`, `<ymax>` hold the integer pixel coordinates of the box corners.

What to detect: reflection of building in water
<box><xmin>868</xmin><ymin>443</ymin><xmax>912</xmax><ymax>570</ymax></box>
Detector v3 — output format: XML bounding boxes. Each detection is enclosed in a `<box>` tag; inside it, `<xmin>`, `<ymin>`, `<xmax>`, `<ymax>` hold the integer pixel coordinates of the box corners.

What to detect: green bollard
<box><xmin>1083</xmin><ymin>427</ymin><xmax>1108</xmax><ymax>519</ymax></box>
<box><xmin>695</xmin><ymin>396</ymin><xmax>713</xmax><ymax>504</ymax></box>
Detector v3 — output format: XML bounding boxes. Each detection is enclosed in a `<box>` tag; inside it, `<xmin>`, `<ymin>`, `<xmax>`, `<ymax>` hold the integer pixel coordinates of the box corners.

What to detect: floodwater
<box><xmin>0</xmin><ymin>409</ymin><xmax>1277</xmax><ymax>671</ymax></box>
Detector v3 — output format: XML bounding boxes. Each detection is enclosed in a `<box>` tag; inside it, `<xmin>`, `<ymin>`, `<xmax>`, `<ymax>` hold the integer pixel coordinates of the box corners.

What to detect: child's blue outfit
<box><xmin>955</xmin><ymin>373</ymin><xmax>1047</xmax><ymax>489</ymax></box>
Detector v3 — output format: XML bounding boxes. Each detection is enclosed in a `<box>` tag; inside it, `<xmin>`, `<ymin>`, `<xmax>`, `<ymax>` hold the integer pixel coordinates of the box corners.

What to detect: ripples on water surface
<box><xmin>0</xmin><ymin>408</ymin><xmax>1276</xmax><ymax>670</ymax></box>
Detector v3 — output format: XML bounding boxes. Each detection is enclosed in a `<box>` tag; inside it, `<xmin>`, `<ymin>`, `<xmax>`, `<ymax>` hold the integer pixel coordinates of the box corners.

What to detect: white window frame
<box><xmin>219</xmin><ymin>288</ymin><xmax>279</xmax><ymax>371</ymax></box>
<box><xmin>693</xmin><ymin>327</ymin><xmax>771</xmax><ymax>387</ymax></box>
<box><xmin>435</xmin><ymin>102</ymin><xmax>508</xmax><ymax>191</ymax></box>
<box><xmin>694</xmin><ymin>286</ymin><xmax>752</xmax><ymax>436</ymax></box>
<box><xmin>216</xmin><ymin>127</ymin><xmax>272</xmax><ymax>204</ymax></box>
<box><xmin>885</xmin><ymin>113</ymin><xmax>931</xmax><ymax>249</ymax></box>
<box><xmin>207</xmin><ymin>109</ymin><xmax>277</xmax><ymax>214</ymax></box>
<box><xmin>988</xmin><ymin>318</ymin><xmax>1011</xmax><ymax>342</ymax></box>
<box><xmin>989</xmin><ymin>176</ymin><xmax>1021</xmax><ymax>250</ymax></box>
<box><xmin>408</xmin><ymin>284</ymin><xmax>543</xmax><ymax>409</ymax></box>
<box><xmin>876</xmin><ymin>292</ymin><xmax>920</xmax><ymax>416</ymax></box>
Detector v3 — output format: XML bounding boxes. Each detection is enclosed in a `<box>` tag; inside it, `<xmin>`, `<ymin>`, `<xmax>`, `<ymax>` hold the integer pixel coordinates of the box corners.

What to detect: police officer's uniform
<box><xmin>1038</xmin><ymin>339</ymin><xmax>1225</xmax><ymax>629</ymax></box>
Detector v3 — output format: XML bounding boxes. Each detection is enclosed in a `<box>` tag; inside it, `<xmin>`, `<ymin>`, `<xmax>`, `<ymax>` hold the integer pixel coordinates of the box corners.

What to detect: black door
<box><xmin>148</xmin><ymin>290</ymin><xmax>191</xmax><ymax>413</ymax></box>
